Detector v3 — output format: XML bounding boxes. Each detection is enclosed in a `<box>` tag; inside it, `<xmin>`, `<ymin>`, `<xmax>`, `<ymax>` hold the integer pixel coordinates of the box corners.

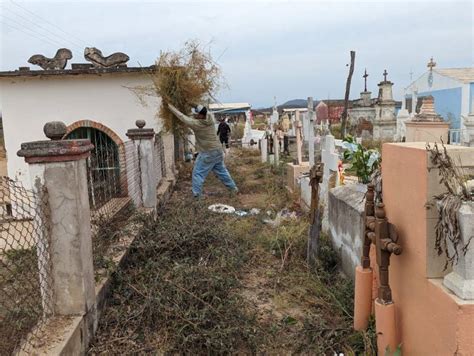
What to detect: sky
<box><xmin>0</xmin><ymin>0</ymin><xmax>473</xmax><ymax>108</ymax></box>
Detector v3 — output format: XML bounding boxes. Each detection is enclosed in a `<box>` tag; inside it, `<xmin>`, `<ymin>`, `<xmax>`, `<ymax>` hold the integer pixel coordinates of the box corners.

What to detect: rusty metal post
<box><xmin>307</xmin><ymin>162</ymin><xmax>324</xmax><ymax>264</ymax></box>
<box><xmin>362</xmin><ymin>183</ymin><xmax>376</xmax><ymax>268</ymax></box>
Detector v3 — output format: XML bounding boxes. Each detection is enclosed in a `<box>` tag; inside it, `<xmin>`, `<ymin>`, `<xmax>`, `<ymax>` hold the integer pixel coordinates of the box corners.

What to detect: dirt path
<box><xmin>90</xmin><ymin>148</ymin><xmax>375</xmax><ymax>355</ymax></box>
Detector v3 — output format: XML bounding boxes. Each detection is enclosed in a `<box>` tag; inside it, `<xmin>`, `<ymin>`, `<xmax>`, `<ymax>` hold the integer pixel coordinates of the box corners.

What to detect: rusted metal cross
<box><xmin>362</xmin><ymin>184</ymin><xmax>403</xmax><ymax>303</ymax></box>
<box><xmin>383</xmin><ymin>69</ymin><xmax>388</xmax><ymax>82</ymax></box>
<box><xmin>363</xmin><ymin>68</ymin><xmax>369</xmax><ymax>92</ymax></box>
<box><xmin>427</xmin><ymin>57</ymin><xmax>436</xmax><ymax>71</ymax></box>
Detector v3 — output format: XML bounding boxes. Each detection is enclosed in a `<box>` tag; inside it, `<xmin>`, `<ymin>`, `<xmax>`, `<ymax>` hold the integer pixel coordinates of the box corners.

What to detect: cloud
<box><xmin>1</xmin><ymin>0</ymin><xmax>472</xmax><ymax>107</ymax></box>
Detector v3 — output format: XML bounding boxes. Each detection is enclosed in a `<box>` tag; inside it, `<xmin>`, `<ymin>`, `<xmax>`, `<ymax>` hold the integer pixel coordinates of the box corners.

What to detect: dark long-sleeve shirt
<box><xmin>217</xmin><ymin>122</ymin><xmax>231</xmax><ymax>138</ymax></box>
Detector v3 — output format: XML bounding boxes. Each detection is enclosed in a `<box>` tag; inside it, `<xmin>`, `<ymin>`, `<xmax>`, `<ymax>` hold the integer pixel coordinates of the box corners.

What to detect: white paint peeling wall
<box><xmin>0</xmin><ymin>73</ymin><xmax>162</xmax><ymax>188</ymax></box>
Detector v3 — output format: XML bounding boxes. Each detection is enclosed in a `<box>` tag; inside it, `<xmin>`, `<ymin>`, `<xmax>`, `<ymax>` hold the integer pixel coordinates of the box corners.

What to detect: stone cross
<box><xmin>383</xmin><ymin>69</ymin><xmax>388</xmax><ymax>82</ymax></box>
<box><xmin>295</xmin><ymin>111</ymin><xmax>303</xmax><ymax>165</ymax></box>
<box><xmin>319</xmin><ymin>134</ymin><xmax>340</xmax><ymax>232</ymax></box>
<box><xmin>307</xmin><ymin>97</ymin><xmax>315</xmax><ymax>167</ymax></box>
<box><xmin>363</xmin><ymin>69</ymin><xmax>369</xmax><ymax>92</ymax></box>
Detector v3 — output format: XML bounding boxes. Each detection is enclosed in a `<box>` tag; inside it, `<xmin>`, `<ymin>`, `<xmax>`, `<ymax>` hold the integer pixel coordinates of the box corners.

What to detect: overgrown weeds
<box><xmin>91</xmin><ymin>148</ymin><xmax>375</xmax><ymax>354</ymax></box>
<box><xmin>89</xmin><ymin>199</ymin><xmax>260</xmax><ymax>354</ymax></box>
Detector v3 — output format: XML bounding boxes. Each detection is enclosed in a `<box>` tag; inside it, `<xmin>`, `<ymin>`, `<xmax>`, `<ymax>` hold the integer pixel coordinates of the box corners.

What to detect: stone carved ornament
<box><xmin>84</xmin><ymin>47</ymin><xmax>129</xmax><ymax>68</ymax></box>
<box><xmin>28</xmin><ymin>48</ymin><xmax>72</xmax><ymax>70</ymax></box>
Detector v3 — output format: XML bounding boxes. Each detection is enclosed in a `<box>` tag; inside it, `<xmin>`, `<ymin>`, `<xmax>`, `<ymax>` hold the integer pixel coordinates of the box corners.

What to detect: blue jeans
<box><xmin>192</xmin><ymin>149</ymin><xmax>237</xmax><ymax>197</ymax></box>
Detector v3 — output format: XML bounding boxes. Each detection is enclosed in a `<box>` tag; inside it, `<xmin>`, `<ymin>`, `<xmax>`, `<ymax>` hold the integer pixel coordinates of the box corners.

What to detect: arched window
<box><xmin>66</xmin><ymin>127</ymin><xmax>121</xmax><ymax>210</ymax></box>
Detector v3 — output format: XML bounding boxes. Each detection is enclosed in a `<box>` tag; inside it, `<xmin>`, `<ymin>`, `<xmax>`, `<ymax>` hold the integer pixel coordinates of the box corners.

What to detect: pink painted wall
<box><xmin>381</xmin><ymin>142</ymin><xmax>474</xmax><ymax>355</ymax></box>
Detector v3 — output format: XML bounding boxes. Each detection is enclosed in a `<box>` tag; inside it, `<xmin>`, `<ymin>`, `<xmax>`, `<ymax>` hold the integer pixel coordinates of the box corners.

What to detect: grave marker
<box><xmin>307</xmin><ymin>97</ymin><xmax>315</xmax><ymax>167</ymax></box>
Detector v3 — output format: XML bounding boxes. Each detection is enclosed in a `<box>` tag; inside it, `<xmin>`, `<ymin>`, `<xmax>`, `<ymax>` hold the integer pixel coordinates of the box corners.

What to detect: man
<box><xmin>217</xmin><ymin>118</ymin><xmax>231</xmax><ymax>150</ymax></box>
<box><xmin>168</xmin><ymin>103</ymin><xmax>238</xmax><ymax>198</ymax></box>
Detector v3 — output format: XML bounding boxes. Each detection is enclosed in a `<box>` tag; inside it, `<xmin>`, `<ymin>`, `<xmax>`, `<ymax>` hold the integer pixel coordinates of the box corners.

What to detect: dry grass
<box><xmin>150</xmin><ymin>40</ymin><xmax>222</xmax><ymax>135</ymax></box>
<box><xmin>90</xmin><ymin>147</ymin><xmax>375</xmax><ymax>354</ymax></box>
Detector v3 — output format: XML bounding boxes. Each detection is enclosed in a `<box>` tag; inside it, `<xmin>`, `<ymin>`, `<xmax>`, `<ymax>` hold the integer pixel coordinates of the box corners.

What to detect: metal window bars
<box><xmin>0</xmin><ymin>177</ymin><xmax>53</xmax><ymax>355</ymax></box>
<box><xmin>88</xmin><ymin>139</ymin><xmax>141</xmax><ymax>273</ymax></box>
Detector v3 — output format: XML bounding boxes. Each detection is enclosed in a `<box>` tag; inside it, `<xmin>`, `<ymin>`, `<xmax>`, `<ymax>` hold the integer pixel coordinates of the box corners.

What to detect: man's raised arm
<box><xmin>168</xmin><ymin>103</ymin><xmax>197</xmax><ymax>127</ymax></box>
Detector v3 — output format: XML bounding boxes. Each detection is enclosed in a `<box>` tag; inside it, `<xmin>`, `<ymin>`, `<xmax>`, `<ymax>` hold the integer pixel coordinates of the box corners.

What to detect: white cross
<box><xmin>321</xmin><ymin>135</ymin><xmax>340</xmax><ymax>190</ymax></box>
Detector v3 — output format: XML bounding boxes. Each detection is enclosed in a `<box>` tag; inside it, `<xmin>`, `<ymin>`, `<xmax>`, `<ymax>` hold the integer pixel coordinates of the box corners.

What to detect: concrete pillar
<box><xmin>260</xmin><ymin>137</ymin><xmax>268</xmax><ymax>163</ymax></box>
<box><xmin>161</xmin><ymin>131</ymin><xmax>176</xmax><ymax>178</ymax></box>
<box><xmin>126</xmin><ymin>120</ymin><xmax>158</xmax><ymax>209</ymax></box>
<box><xmin>17</xmin><ymin>121</ymin><xmax>96</xmax><ymax>330</ymax></box>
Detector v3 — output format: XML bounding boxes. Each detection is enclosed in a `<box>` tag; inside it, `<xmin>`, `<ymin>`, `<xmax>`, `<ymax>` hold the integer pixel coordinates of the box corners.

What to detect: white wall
<box><xmin>0</xmin><ymin>72</ymin><xmax>162</xmax><ymax>187</ymax></box>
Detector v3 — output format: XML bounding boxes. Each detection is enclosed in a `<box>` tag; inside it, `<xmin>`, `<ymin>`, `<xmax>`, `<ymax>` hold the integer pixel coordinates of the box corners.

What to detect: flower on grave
<box><xmin>367</xmin><ymin>151</ymin><xmax>381</xmax><ymax>169</ymax></box>
<box><xmin>342</xmin><ymin>135</ymin><xmax>381</xmax><ymax>184</ymax></box>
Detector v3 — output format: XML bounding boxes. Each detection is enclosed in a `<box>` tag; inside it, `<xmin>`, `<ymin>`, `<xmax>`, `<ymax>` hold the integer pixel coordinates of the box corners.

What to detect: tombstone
<box><xmin>285</xmin><ymin>116</ymin><xmax>310</xmax><ymax>191</ymax></box>
<box><xmin>396</xmin><ymin>93</ymin><xmax>410</xmax><ymax>141</ymax></box>
<box><xmin>242</xmin><ymin>110</ymin><xmax>253</xmax><ymax>147</ymax></box>
<box><xmin>316</xmin><ymin>101</ymin><xmax>330</xmax><ymax>135</ymax></box>
<box><xmin>463</xmin><ymin>111</ymin><xmax>474</xmax><ymax>147</ymax></box>
<box><xmin>307</xmin><ymin>97</ymin><xmax>315</xmax><ymax>167</ymax></box>
<box><xmin>270</xmin><ymin>106</ymin><xmax>279</xmax><ymax>126</ymax></box>
<box><xmin>260</xmin><ymin>137</ymin><xmax>268</xmax><ymax>163</ymax></box>
<box><xmin>295</xmin><ymin>112</ymin><xmax>303</xmax><ymax>165</ymax></box>
<box><xmin>319</xmin><ymin>134</ymin><xmax>340</xmax><ymax>232</ymax></box>
<box><xmin>273</xmin><ymin>125</ymin><xmax>280</xmax><ymax>167</ymax></box>
<box><xmin>289</xmin><ymin>113</ymin><xmax>296</xmax><ymax>136</ymax></box>
<box><xmin>405</xmin><ymin>96</ymin><xmax>449</xmax><ymax>143</ymax></box>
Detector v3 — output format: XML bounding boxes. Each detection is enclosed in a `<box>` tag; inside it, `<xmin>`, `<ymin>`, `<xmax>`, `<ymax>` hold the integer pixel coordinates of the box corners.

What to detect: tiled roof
<box><xmin>434</xmin><ymin>68</ymin><xmax>474</xmax><ymax>83</ymax></box>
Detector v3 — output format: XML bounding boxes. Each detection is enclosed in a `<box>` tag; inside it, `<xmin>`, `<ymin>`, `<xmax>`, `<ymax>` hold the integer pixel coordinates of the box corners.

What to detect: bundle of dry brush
<box><xmin>149</xmin><ymin>41</ymin><xmax>222</xmax><ymax>135</ymax></box>
<box><xmin>427</xmin><ymin>142</ymin><xmax>473</xmax><ymax>269</ymax></box>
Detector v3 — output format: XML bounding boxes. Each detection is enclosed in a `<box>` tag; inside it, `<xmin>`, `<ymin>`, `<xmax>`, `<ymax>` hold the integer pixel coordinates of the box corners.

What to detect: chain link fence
<box><xmin>0</xmin><ymin>177</ymin><xmax>53</xmax><ymax>355</ymax></box>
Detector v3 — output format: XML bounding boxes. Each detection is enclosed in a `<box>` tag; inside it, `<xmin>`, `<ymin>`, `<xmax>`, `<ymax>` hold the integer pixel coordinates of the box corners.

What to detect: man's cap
<box><xmin>192</xmin><ymin>105</ymin><xmax>207</xmax><ymax>116</ymax></box>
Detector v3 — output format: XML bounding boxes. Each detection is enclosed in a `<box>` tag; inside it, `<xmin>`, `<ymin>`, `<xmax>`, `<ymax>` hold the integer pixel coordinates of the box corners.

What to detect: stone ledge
<box><xmin>17</xmin><ymin>139</ymin><xmax>94</xmax><ymax>163</ymax></box>
<box><xmin>126</xmin><ymin>128</ymin><xmax>155</xmax><ymax>140</ymax></box>
<box><xmin>428</xmin><ymin>278</ymin><xmax>474</xmax><ymax>306</ymax></box>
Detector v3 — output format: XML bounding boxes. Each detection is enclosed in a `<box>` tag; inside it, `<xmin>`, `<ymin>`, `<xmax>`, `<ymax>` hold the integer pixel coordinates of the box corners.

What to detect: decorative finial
<box><xmin>383</xmin><ymin>69</ymin><xmax>388</xmax><ymax>82</ymax></box>
<box><xmin>135</xmin><ymin>120</ymin><xmax>146</xmax><ymax>129</ymax></box>
<box><xmin>43</xmin><ymin>121</ymin><xmax>67</xmax><ymax>140</ymax></box>
<box><xmin>375</xmin><ymin>203</ymin><xmax>386</xmax><ymax>219</ymax></box>
<box><xmin>427</xmin><ymin>57</ymin><xmax>436</xmax><ymax>71</ymax></box>
<box><xmin>363</xmin><ymin>68</ymin><xmax>369</xmax><ymax>92</ymax></box>
<box><xmin>409</xmin><ymin>69</ymin><xmax>414</xmax><ymax>82</ymax></box>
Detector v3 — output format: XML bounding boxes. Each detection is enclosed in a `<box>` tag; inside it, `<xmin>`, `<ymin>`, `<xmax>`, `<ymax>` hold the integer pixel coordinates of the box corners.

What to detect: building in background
<box><xmin>405</xmin><ymin>60</ymin><xmax>474</xmax><ymax>144</ymax></box>
<box><xmin>0</xmin><ymin>63</ymin><xmax>175</xmax><ymax>188</ymax></box>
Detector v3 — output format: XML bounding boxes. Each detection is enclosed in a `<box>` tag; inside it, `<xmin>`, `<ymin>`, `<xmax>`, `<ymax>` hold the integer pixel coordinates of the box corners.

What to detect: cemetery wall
<box><xmin>328</xmin><ymin>184</ymin><xmax>366</xmax><ymax>279</ymax></box>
